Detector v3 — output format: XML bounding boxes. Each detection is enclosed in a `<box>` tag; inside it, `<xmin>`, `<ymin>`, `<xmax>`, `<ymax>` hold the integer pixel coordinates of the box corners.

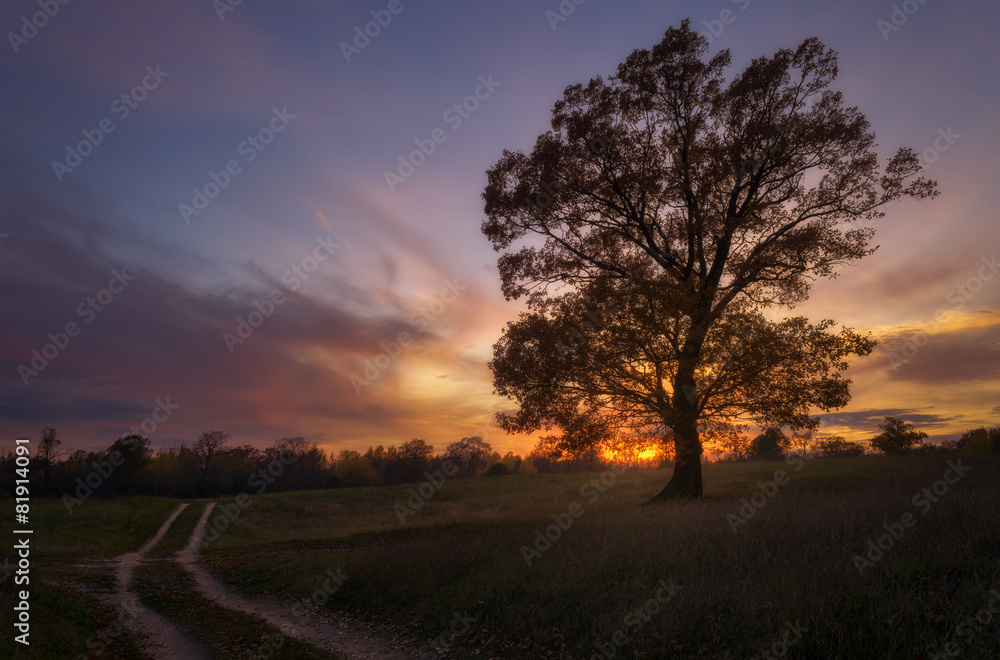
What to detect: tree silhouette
<box><xmin>445</xmin><ymin>436</ymin><xmax>492</xmax><ymax>476</ymax></box>
<box><xmin>749</xmin><ymin>427</ymin><xmax>787</xmax><ymax>461</ymax></box>
<box><xmin>194</xmin><ymin>430</ymin><xmax>231</xmax><ymax>474</ymax></box>
<box><xmin>869</xmin><ymin>416</ymin><xmax>927</xmax><ymax>455</ymax></box>
<box><xmin>482</xmin><ymin>21</ymin><xmax>936</xmax><ymax>499</ymax></box>
<box><xmin>788</xmin><ymin>429</ymin><xmax>815</xmax><ymax>456</ymax></box>
<box><xmin>106</xmin><ymin>434</ymin><xmax>152</xmax><ymax>493</ymax></box>
<box><xmin>36</xmin><ymin>427</ymin><xmax>63</xmax><ymax>483</ymax></box>
<box><xmin>817</xmin><ymin>435</ymin><xmax>865</xmax><ymax>458</ymax></box>
<box><xmin>398</xmin><ymin>439</ymin><xmax>435</xmax><ymax>481</ymax></box>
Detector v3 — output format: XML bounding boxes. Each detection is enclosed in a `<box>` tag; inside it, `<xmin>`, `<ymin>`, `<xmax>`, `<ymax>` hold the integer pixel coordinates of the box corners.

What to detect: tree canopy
<box><xmin>482</xmin><ymin>20</ymin><xmax>936</xmax><ymax>499</ymax></box>
<box><xmin>869</xmin><ymin>416</ymin><xmax>928</xmax><ymax>455</ymax></box>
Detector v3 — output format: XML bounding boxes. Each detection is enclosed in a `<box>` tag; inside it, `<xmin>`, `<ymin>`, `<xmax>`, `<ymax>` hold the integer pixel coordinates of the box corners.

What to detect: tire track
<box><xmin>177</xmin><ymin>502</ymin><xmax>413</xmax><ymax>659</ymax></box>
<box><xmin>110</xmin><ymin>503</ymin><xmax>210</xmax><ymax>660</ymax></box>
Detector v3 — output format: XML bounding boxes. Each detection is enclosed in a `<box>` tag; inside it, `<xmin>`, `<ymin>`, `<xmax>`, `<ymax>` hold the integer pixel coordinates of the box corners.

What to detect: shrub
<box><xmin>485</xmin><ymin>462</ymin><xmax>513</xmax><ymax>477</ymax></box>
<box><xmin>817</xmin><ymin>436</ymin><xmax>865</xmax><ymax>458</ymax></box>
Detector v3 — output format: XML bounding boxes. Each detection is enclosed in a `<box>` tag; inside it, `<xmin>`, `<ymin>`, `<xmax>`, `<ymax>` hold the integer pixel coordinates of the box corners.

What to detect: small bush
<box><xmin>485</xmin><ymin>462</ymin><xmax>513</xmax><ymax>477</ymax></box>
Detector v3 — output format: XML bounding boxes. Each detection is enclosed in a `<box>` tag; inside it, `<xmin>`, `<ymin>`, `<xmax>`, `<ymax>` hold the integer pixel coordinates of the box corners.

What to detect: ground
<box><xmin>3</xmin><ymin>456</ymin><xmax>999</xmax><ymax>659</ymax></box>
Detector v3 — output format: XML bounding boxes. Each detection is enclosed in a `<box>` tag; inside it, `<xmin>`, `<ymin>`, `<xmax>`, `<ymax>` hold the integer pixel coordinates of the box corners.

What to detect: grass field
<box><xmin>3</xmin><ymin>456</ymin><xmax>999</xmax><ymax>658</ymax></box>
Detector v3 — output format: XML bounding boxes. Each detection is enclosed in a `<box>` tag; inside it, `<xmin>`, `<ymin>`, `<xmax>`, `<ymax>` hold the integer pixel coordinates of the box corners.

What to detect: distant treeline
<box><xmin>708</xmin><ymin>418</ymin><xmax>1000</xmax><ymax>461</ymax></box>
<box><xmin>0</xmin><ymin>430</ymin><xmax>625</xmax><ymax>502</ymax></box>
<box><xmin>3</xmin><ymin>418</ymin><xmax>996</xmax><ymax>501</ymax></box>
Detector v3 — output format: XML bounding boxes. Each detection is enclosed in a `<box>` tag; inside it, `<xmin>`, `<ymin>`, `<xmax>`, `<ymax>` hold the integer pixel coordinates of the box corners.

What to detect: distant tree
<box><xmin>788</xmin><ymin>429</ymin><xmax>815</xmax><ymax>456</ymax></box>
<box><xmin>65</xmin><ymin>449</ymin><xmax>89</xmax><ymax>465</ymax></box>
<box><xmin>501</xmin><ymin>451</ymin><xmax>523</xmax><ymax>473</ymax></box>
<box><xmin>36</xmin><ymin>427</ymin><xmax>63</xmax><ymax>483</ymax></box>
<box><xmin>710</xmin><ymin>430</ymin><xmax>752</xmax><ymax>462</ymax></box>
<box><xmin>525</xmin><ymin>438</ymin><xmax>560</xmax><ymax>473</ymax></box>
<box><xmin>519</xmin><ymin>458</ymin><xmax>540</xmax><ymax>475</ymax></box>
<box><xmin>482</xmin><ymin>21</ymin><xmax>935</xmax><ymax>500</ymax></box>
<box><xmin>364</xmin><ymin>445</ymin><xmax>390</xmax><ymax>479</ymax></box>
<box><xmin>817</xmin><ymin>436</ymin><xmax>865</xmax><ymax>458</ymax></box>
<box><xmin>398</xmin><ymin>439</ymin><xmax>435</xmax><ymax>481</ymax></box>
<box><xmin>145</xmin><ymin>448</ymin><xmax>180</xmax><ymax>496</ymax></box>
<box><xmin>930</xmin><ymin>438</ymin><xmax>962</xmax><ymax>454</ymax></box>
<box><xmin>749</xmin><ymin>427</ymin><xmax>788</xmax><ymax>460</ymax></box>
<box><xmin>606</xmin><ymin>431</ymin><xmax>655</xmax><ymax>470</ymax></box>
<box><xmin>969</xmin><ymin>426</ymin><xmax>1000</xmax><ymax>455</ymax></box>
<box><xmin>960</xmin><ymin>428</ymin><xmax>993</xmax><ymax>457</ymax></box>
<box><xmin>106</xmin><ymin>435</ymin><xmax>152</xmax><ymax>494</ymax></box>
<box><xmin>445</xmin><ymin>436</ymin><xmax>493</xmax><ymax>476</ymax></box>
<box><xmin>652</xmin><ymin>439</ymin><xmax>676</xmax><ymax>468</ymax></box>
<box><xmin>537</xmin><ymin>412</ymin><xmax>614</xmax><ymax>465</ymax></box>
<box><xmin>194</xmin><ymin>430</ymin><xmax>231</xmax><ymax>474</ymax></box>
<box><xmin>869</xmin><ymin>417</ymin><xmax>927</xmax><ymax>455</ymax></box>
<box><xmin>334</xmin><ymin>449</ymin><xmax>380</xmax><ymax>487</ymax></box>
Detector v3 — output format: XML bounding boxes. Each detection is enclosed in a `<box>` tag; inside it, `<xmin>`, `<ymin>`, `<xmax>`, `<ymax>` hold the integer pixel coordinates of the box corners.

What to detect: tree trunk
<box><xmin>647</xmin><ymin>424</ymin><xmax>703</xmax><ymax>501</ymax></box>
<box><xmin>648</xmin><ymin>331</ymin><xmax>706</xmax><ymax>502</ymax></box>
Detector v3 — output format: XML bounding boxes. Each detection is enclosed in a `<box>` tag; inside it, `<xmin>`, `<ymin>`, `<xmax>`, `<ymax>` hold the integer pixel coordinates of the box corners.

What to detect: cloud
<box><xmin>819</xmin><ymin>409</ymin><xmax>958</xmax><ymax>431</ymax></box>
<box><xmin>879</xmin><ymin>320</ymin><xmax>1000</xmax><ymax>384</ymax></box>
<box><xmin>0</xmin><ymin>385</ymin><xmax>148</xmax><ymax>424</ymax></box>
<box><xmin>0</xmin><ymin>171</ymin><xmax>487</xmax><ymax>449</ymax></box>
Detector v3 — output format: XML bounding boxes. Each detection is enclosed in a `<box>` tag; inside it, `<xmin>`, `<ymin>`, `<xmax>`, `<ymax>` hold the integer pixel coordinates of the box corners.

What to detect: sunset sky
<box><xmin>1</xmin><ymin>0</ymin><xmax>997</xmax><ymax>457</ymax></box>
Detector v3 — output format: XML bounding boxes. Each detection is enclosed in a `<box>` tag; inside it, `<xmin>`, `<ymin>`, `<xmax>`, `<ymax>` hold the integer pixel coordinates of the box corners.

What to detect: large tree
<box><xmin>482</xmin><ymin>21</ymin><xmax>936</xmax><ymax>499</ymax></box>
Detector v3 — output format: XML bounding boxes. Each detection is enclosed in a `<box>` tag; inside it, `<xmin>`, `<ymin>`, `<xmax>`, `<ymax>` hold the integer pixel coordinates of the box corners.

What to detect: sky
<box><xmin>0</xmin><ymin>0</ymin><xmax>997</xmax><ymax>457</ymax></box>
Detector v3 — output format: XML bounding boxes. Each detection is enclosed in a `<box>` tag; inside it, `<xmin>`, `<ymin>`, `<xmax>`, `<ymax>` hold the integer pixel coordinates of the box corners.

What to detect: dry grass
<box><xmin>200</xmin><ymin>456</ymin><xmax>1000</xmax><ymax>658</ymax></box>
